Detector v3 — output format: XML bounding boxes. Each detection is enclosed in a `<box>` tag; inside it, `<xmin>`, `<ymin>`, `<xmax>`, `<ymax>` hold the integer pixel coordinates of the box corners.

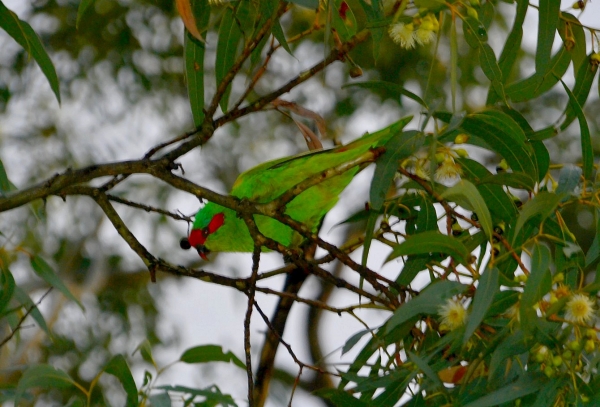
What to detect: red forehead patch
<box><xmin>188</xmin><ymin>212</ymin><xmax>225</xmax><ymax>247</ymax></box>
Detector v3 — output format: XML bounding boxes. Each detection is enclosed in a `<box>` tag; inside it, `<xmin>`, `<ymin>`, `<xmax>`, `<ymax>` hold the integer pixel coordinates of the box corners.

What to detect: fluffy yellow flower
<box><xmin>565</xmin><ymin>293</ymin><xmax>595</xmax><ymax>324</ymax></box>
<box><xmin>414</xmin><ymin>158</ymin><xmax>431</xmax><ymax>180</ymax></box>
<box><xmin>435</xmin><ymin>157</ymin><xmax>462</xmax><ymax>180</ymax></box>
<box><xmin>389</xmin><ymin>23</ymin><xmax>416</xmax><ymax>49</ymax></box>
<box><xmin>439</xmin><ymin>299</ymin><xmax>467</xmax><ymax>330</ymax></box>
<box><xmin>415</xmin><ymin>26</ymin><xmax>435</xmax><ymax>45</ymax></box>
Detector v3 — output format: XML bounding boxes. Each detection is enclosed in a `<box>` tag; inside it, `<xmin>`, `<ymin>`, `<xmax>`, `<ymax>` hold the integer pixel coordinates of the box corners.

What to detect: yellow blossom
<box><xmin>389</xmin><ymin>23</ymin><xmax>416</xmax><ymax>49</ymax></box>
<box><xmin>415</xmin><ymin>15</ymin><xmax>436</xmax><ymax>46</ymax></box>
<box><xmin>435</xmin><ymin>157</ymin><xmax>462</xmax><ymax>180</ymax></box>
<box><xmin>565</xmin><ymin>293</ymin><xmax>595</xmax><ymax>324</ymax></box>
<box><xmin>414</xmin><ymin>158</ymin><xmax>430</xmax><ymax>180</ymax></box>
<box><xmin>554</xmin><ymin>283</ymin><xmax>570</xmax><ymax>299</ymax></box>
<box><xmin>439</xmin><ymin>299</ymin><xmax>467</xmax><ymax>330</ymax></box>
<box><xmin>415</xmin><ymin>27</ymin><xmax>435</xmax><ymax>45</ymax></box>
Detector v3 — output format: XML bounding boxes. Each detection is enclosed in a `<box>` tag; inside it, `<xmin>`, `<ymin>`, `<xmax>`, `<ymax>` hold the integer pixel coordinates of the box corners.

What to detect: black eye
<box><xmin>180</xmin><ymin>238</ymin><xmax>191</xmax><ymax>250</ymax></box>
<box><xmin>202</xmin><ymin>227</ymin><xmax>209</xmax><ymax>237</ymax></box>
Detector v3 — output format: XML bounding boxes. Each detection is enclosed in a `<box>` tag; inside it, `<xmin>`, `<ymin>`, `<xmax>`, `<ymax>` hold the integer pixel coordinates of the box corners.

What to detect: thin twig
<box><xmin>244</xmin><ymin>241</ymin><xmax>262</xmax><ymax>406</ymax></box>
<box><xmin>0</xmin><ymin>288</ymin><xmax>53</xmax><ymax>348</ymax></box>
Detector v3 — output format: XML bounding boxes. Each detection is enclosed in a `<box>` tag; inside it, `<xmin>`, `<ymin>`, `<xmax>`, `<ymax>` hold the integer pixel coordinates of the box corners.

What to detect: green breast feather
<box><xmin>187</xmin><ymin>118</ymin><xmax>409</xmax><ymax>256</ymax></box>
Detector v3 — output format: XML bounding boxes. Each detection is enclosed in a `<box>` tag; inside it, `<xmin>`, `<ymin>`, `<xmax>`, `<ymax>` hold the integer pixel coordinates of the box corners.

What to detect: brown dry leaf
<box><xmin>293</xmin><ymin>119</ymin><xmax>323</xmax><ymax>151</ymax></box>
<box><xmin>175</xmin><ymin>0</ymin><xmax>204</xmax><ymax>42</ymax></box>
<box><xmin>437</xmin><ymin>365</ymin><xmax>468</xmax><ymax>384</ymax></box>
<box><xmin>272</xmin><ymin>99</ymin><xmax>328</xmax><ymax>140</ymax></box>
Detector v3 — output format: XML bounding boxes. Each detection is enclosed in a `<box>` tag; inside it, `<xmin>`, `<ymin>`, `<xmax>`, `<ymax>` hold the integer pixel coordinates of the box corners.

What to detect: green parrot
<box><xmin>180</xmin><ymin>117</ymin><xmax>409</xmax><ymax>406</ymax></box>
<box><xmin>181</xmin><ymin>120</ymin><xmax>407</xmax><ymax>259</ymax></box>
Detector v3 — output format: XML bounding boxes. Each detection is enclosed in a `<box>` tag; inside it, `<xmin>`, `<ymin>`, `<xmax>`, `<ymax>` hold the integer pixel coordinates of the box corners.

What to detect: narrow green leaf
<box><xmin>559</xmin><ymin>13</ymin><xmax>587</xmax><ymax>73</ymax></box>
<box><xmin>0</xmin><ymin>157</ymin><xmax>17</xmax><ymax>195</ymax></box>
<box><xmin>0</xmin><ymin>3</ymin><xmax>61</xmax><ymax>103</ymax></box>
<box><xmin>415</xmin><ymin>194</ymin><xmax>437</xmax><ymax>232</ymax></box>
<box><xmin>331</xmin><ymin>0</ymin><xmax>357</xmax><ymax>41</ymax></box>
<box><xmin>134</xmin><ymin>339</ymin><xmax>156</xmax><ymax>366</ymax></box>
<box><xmin>458</xmin><ymin>110</ymin><xmax>537</xmax><ymax>179</ymax></box>
<box><xmin>413</xmin><ymin>0</ymin><xmax>445</xmax><ymax>10</ymax></box>
<box><xmin>396</xmin><ymin>255</ymin><xmax>430</xmax><ymax>286</ymax></box>
<box><xmin>464</xmin><ymin>373</ymin><xmax>546</xmax><ymax>407</ymax></box>
<box><xmin>334</xmin><ymin>208</ymin><xmax>374</xmax><ymax>226</ymax></box>
<box><xmin>271</xmin><ymin>20</ymin><xmax>292</xmax><ymax>55</ymax></box>
<box><xmin>216</xmin><ymin>7</ymin><xmax>243</xmax><ymax>112</ymax></box>
<box><xmin>342</xmin><ymin>329</ymin><xmax>371</xmax><ymax>355</ymax></box>
<box><xmin>559</xmin><ymin>79</ymin><xmax>593</xmax><ymax>180</ymax></box>
<box><xmin>180</xmin><ymin>344</ymin><xmax>245</xmax><ymax>369</ymax></box>
<box><xmin>478</xmin><ymin>172</ymin><xmax>536</xmax><ymax>191</ymax></box>
<box><xmin>387</xmin><ymin>231</ymin><xmax>471</xmax><ymax>265</ymax></box>
<box><xmin>585</xmin><ymin>209</ymin><xmax>600</xmax><ymax>267</ymax></box>
<box><xmin>372</xmin><ymin>370</ymin><xmax>418</xmax><ymax>407</ymax></box>
<box><xmin>520</xmin><ymin>242</ymin><xmax>552</xmax><ymax>330</ymax></box>
<box><xmin>486</xmin><ymin>290</ymin><xmax>519</xmax><ymax>318</ymax></box>
<box><xmin>463</xmin><ymin>267</ymin><xmax>499</xmax><ymax>345</ymax></box>
<box><xmin>361</xmin><ymin>211</ymin><xmax>379</xmax><ymax>269</ymax></box>
<box><xmin>561</xmin><ymin>55</ymin><xmax>598</xmax><ymax>131</ymax></box>
<box><xmin>148</xmin><ymin>393</ymin><xmax>172</xmax><ymax>407</ymax></box>
<box><xmin>13</xmin><ymin>286</ymin><xmax>50</xmax><ymax>335</ymax></box>
<box><xmin>532</xmin><ymin>379</ymin><xmax>567</xmax><ymax>407</ymax></box>
<box><xmin>530</xmin><ymin>140</ymin><xmax>550</xmax><ymax>182</ymax></box>
<box><xmin>339</xmin><ymin>334</ymin><xmax>379</xmax><ymax>387</ymax></box>
<box><xmin>184</xmin><ymin>2</ymin><xmax>210</xmax><ymax>126</ymax></box>
<box><xmin>384</xmin><ymin>280</ymin><xmax>467</xmax><ymax>334</ymax></box>
<box><xmin>14</xmin><ymin>364</ymin><xmax>77</xmax><ymax>406</ymax></box>
<box><xmin>316</xmin><ymin>389</ymin><xmax>369</xmax><ymax>407</ymax></box>
<box><xmin>528</xmin><ymin>125</ymin><xmax>558</xmax><ymax>141</ymax></box>
<box><xmin>357</xmin><ymin>0</ymin><xmax>384</xmax><ymax>59</ymax></box>
<box><xmin>30</xmin><ymin>256</ymin><xmax>83</xmax><ymax>310</ymax></box>
<box><xmin>512</xmin><ymin>191</ymin><xmax>563</xmax><ymax>244</ymax></box>
<box><xmin>487</xmin><ymin>0</ymin><xmax>527</xmax><ymax>103</ymax></box>
<box><xmin>103</xmin><ymin>355</ymin><xmax>138</xmax><ymax>407</ymax></box>
<box><xmin>506</xmin><ymin>47</ymin><xmax>571</xmax><ymax>102</ymax></box>
<box><xmin>370</xmin><ymin>130</ymin><xmax>422</xmax><ymax>210</ymax></box>
<box><xmin>65</xmin><ymin>396</ymin><xmax>86</xmax><ymax>407</ymax></box>
<box><xmin>536</xmin><ymin>0</ymin><xmax>560</xmax><ymax>72</ymax></box>
<box><xmin>351</xmin><ymin>369</ymin><xmax>410</xmax><ymax>393</ymax></box>
<box><xmin>457</xmin><ymin>158</ymin><xmax>518</xmax><ymax>223</ymax></box>
<box><xmin>290</xmin><ymin>0</ymin><xmax>319</xmax><ymax>7</ymax></box>
<box><xmin>479</xmin><ymin>43</ymin><xmax>505</xmax><ymax>101</ymax></box>
<box><xmin>407</xmin><ymin>352</ymin><xmax>443</xmax><ymax>390</ymax></box>
<box><xmin>0</xmin><ymin>266</ymin><xmax>15</xmax><ymax>314</ymax></box>
<box><xmin>556</xmin><ymin>164</ymin><xmax>582</xmax><ymax>195</ymax></box>
<box><xmin>450</xmin><ymin>19</ymin><xmax>458</xmax><ymax>111</ymax></box>
<box><xmin>344</xmin><ymin>81</ymin><xmax>426</xmax><ymax>107</ymax></box>
<box><xmin>462</xmin><ymin>16</ymin><xmax>488</xmax><ymax>49</ymax></box>
<box><xmin>155</xmin><ymin>385</ymin><xmax>237</xmax><ymax>406</ymax></box>
<box><xmin>488</xmin><ymin>329</ymin><xmax>527</xmax><ymax>381</ymax></box>
<box><xmin>185</xmin><ymin>35</ymin><xmax>205</xmax><ymax>127</ymax></box>
<box><xmin>76</xmin><ymin>0</ymin><xmax>95</xmax><ymax>28</ymax></box>
<box><xmin>440</xmin><ymin>180</ymin><xmax>493</xmax><ymax>238</ymax></box>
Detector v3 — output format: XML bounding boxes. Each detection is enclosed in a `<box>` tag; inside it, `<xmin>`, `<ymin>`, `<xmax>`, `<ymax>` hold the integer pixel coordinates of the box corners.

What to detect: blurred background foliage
<box><xmin>0</xmin><ymin>0</ymin><xmax>599</xmax><ymax>406</ymax></box>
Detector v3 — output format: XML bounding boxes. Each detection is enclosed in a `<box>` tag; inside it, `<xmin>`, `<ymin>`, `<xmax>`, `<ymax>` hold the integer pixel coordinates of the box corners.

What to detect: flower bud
<box><xmin>585</xmin><ymin>339</ymin><xmax>596</xmax><ymax>353</ymax></box>
<box><xmin>466</xmin><ymin>7</ymin><xmax>479</xmax><ymax>20</ymax></box>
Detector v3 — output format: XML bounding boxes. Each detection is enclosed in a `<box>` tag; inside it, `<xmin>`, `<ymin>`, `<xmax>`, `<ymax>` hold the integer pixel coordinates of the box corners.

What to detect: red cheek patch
<box><xmin>188</xmin><ymin>228</ymin><xmax>205</xmax><ymax>247</ymax></box>
<box><xmin>189</xmin><ymin>212</ymin><xmax>225</xmax><ymax>248</ymax></box>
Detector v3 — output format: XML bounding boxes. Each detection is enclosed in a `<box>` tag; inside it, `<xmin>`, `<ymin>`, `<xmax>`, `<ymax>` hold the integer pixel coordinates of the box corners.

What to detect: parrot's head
<box><xmin>180</xmin><ymin>203</ymin><xmax>251</xmax><ymax>259</ymax></box>
<box><xmin>180</xmin><ymin>211</ymin><xmax>225</xmax><ymax>260</ymax></box>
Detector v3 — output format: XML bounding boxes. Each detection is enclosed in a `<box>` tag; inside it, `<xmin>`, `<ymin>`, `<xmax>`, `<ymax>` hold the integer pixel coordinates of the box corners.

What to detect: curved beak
<box><xmin>195</xmin><ymin>245</ymin><xmax>210</xmax><ymax>261</ymax></box>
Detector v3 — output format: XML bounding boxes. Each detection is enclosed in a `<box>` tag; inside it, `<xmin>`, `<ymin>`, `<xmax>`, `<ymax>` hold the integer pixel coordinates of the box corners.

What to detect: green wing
<box><xmin>230</xmin><ymin>118</ymin><xmax>410</xmax><ymax>201</ymax></box>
